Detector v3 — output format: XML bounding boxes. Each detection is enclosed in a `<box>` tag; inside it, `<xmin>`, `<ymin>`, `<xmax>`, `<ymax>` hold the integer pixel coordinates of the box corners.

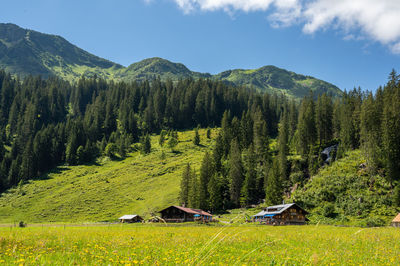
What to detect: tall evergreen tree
<box><xmin>265</xmin><ymin>158</ymin><xmax>282</xmax><ymax>206</ymax></box>
<box><xmin>179</xmin><ymin>163</ymin><xmax>191</xmax><ymax>206</ymax></box>
<box><xmin>228</xmin><ymin>139</ymin><xmax>244</xmax><ymax>207</ymax></box>
<box><xmin>199</xmin><ymin>151</ymin><xmax>214</xmax><ymax>210</ymax></box>
<box><xmin>297</xmin><ymin>94</ymin><xmax>316</xmax><ymax>157</ymax></box>
<box><xmin>240</xmin><ymin>144</ymin><xmax>257</xmax><ymax>206</ymax></box>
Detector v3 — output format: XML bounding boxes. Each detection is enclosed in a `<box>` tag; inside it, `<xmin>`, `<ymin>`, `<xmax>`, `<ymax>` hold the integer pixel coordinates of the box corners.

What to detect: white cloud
<box><xmin>172</xmin><ymin>0</ymin><xmax>400</xmax><ymax>54</ymax></box>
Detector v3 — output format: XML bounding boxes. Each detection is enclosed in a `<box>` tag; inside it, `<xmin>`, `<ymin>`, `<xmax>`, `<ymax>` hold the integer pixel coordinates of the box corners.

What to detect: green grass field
<box><xmin>0</xmin><ymin>224</ymin><xmax>399</xmax><ymax>265</ymax></box>
<box><xmin>0</xmin><ymin>129</ymin><xmax>216</xmax><ymax>223</ymax></box>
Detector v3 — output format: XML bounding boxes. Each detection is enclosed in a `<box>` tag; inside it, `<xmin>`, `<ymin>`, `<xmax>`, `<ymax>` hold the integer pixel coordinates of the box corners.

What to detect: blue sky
<box><xmin>2</xmin><ymin>0</ymin><xmax>400</xmax><ymax>91</ymax></box>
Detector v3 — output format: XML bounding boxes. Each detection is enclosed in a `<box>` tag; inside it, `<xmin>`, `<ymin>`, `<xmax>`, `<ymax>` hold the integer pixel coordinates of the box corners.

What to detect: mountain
<box><xmin>0</xmin><ymin>23</ymin><xmax>123</xmax><ymax>79</ymax></box>
<box><xmin>117</xmin><ymin>57</ymin><xmax>211</xmax><ymax>82</ymax></box>
<box><xmin>214</xmin><ymin>66</ymin><xmax>341</xmax><ymax>99</ymax></box>
<box><xmin>0</xmin><ymin>23</ymin><xmax>342</xmax><ymax>99</ymax></box>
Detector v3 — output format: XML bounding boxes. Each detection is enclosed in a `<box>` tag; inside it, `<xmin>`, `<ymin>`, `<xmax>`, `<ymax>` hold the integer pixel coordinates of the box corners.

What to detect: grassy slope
<box><xmin>0</xmin><ymin>129</ymin><xmax>216</xmax><ymax>223</ymax></box>
<box><xmin>292</xmin><ymin>150</ymin><xmax>398</xmax><ymax>226</ymax></box>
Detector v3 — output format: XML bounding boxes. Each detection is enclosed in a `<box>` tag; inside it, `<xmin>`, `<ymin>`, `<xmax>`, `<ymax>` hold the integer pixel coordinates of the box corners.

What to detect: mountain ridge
<box><xmin>0</xmin><ymin>23</ymin><xmax>342</xmax><ymax>99</ymax></box>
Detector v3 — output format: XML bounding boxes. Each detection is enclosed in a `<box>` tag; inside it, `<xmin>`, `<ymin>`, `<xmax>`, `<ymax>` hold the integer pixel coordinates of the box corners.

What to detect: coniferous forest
<box><xmin>0</xmin><ymin>68</ymin><xmax>400</xmax><ymax>218</ymax></box>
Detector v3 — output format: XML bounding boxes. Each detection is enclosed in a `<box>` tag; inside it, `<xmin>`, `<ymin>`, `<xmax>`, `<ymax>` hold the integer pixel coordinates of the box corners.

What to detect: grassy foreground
<box><xmin>0</xmin><ymin>224</ymin><xmax>399</xmax><ymax>265</ymax></box>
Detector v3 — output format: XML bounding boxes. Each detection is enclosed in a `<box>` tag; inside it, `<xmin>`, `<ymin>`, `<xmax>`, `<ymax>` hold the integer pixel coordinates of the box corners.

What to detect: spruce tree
<box><xmin>188</xmin><ymin>169</ymin><xmax>200</xmax><ymax>209</ymax></box>
<box><xmin>228</xmin><ymin>139</ymin><xmax>244</xmax><ymax>207</ymax></box>
<box><xmin>140</xmin><ymin>134</ymin><xmax>151</xmax><ymax>154</ymax></box>
<box><xmin>193</xmin><ymin>127</ymin><xmax>200</xmax><ymax>146</ymax></box>
<box><xmin>265</xmin><ymin>158</ymin><xmax>282</xmax><ymax>206</ymax></box>
<box><xmin>168</xmin><ymin>131</ymin><xmax>178</xmax><ymax>151</ymax></box>
<box><xmin>179</xmin><ymin>163</ymin><xmax>191</xmax><ymax>206</ymax></box>
<box><xmin>382</xmin><ymin>71</ymin><xmax>400</xmax><ymax>183</ymax></box>
<box><xmin>297</xmin><ymin>94</ymin><xmax>317</xmax><ymax>157</ymax></box>
<box><xmin>240</xmin><ymin>144</ymin><xmax>257</xmax><ymax>206</ymax></box>
<box><xmin>208</xmin><ymin>173</ymin><xmax>223</xmax><ymax>212</ymax></box>
<box><xmin>199</xmin><ymin>151</ymin><xmax>214</xmax><ymax>210</ymax></box>
<box><xmin>159</xmin><ymin>130</ymin><xmax>166</xmax><ymax>147</ymax></box>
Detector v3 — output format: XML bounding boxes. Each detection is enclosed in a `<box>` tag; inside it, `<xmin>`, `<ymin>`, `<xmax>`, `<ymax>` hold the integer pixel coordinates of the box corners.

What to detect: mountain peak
<box><xmin>0</xmin><ymin>23</ymin><xmax>341</xmax><ymax>99</ymax></box>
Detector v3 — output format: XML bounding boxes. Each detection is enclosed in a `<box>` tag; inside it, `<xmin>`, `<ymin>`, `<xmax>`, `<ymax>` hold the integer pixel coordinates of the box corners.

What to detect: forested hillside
<box><xmin>0</xmin><ymin>69</ymin><xmax>287</xmax><ymax>193</ymax></box>
<box><xmin>178</xmin><ymin>70</ymin><xmax>400</xmax><ymax>225</ymax></box>
<box><xmin>0</xmin><ymin>66</ymin><xmax>398</xmax><ymax>224</ymax></box>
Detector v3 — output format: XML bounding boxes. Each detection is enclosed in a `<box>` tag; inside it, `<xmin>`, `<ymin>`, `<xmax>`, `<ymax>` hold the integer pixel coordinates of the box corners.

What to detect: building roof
<box><xmin>119</xmin><ymin>215</ymin><xmax>140</xmax><ymax>220</ymax></box>
<box><xmin>253</xmin><ymin>203</ymin><xmax>308</xmax><ymax>217</ymax></box>
<box><xmin>392</xmin><ymin>213</ymin><xmax>400</xmax><ymax>223</ymax></box>
<box><xmin>162</xmin><ymin>206</ymin><xmax>212</xmax><ymax>217</ymax></box>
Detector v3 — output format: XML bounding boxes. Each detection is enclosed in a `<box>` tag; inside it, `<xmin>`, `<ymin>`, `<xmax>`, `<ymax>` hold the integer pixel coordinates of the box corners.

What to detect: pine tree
<box><xmin>277</xmin><ymin>110</ymin><xmax>289</xmax><ymax>182</ymax></box>
<box><xmin>159</xmin><ymin>130</ymin><xmax>166</xmax><ymax>147</ymax></box>
<box><xmin>140</xmin><ymin>134</ymin><xmax>151</xmax><ymax>154</ymax></box>
<box><xmin>382</xmin><ymin>71</ymin><xmax>400</xmax><ymax>183</ymax></box>
<box><xmin>360</xmin><ymin>92</ymin><xmax>382</xmax><ymax>172</ymax></box>
<box><xmin>315</xmin><ymin>94</ymin><xmax>333</xmax><ymax>145</ymax></box>
<box><xmin>228</xmin><ymin>139</ymin><xmax>244</xmax><ymax>207</ymax></box>
<box><xmin>208</xmin><ymin>173</ymin><xmax>223</xmax><ymax>212</ymax></box>
<box><xmin>297</xmin><ymin>94</ymin><xmax>316</xmax><ymax>157</ymax></box>
<box><xmin>240</xmin><ymin>144</ymin><xmax>257</xmax><ymax>206</ymax></box>
<box><xmin>193</xmin><ymin>127</ymin><xmax>200</xmax><ymax>146</ymax></box>
<box><xmin>168</xmin><ymin>131</ymin><xmax>178</xmax><ymax>151</ymax></box>
<box><xmin>206</xmin><ymin>127</ymin><xmax>211</xmax><ymax>139</ymax></box>
<box><xmin>199</xmin><ymin>151</ymin><xmax>214</xmax><ymax>210</ymax></box>
<box><xmin>179</xmin><ymin>163</ymin><xmax>191</xmax><ymax>206</ymax></box>
<box><xmin>213</xmin><ymin>132</ymin><xmax>224</xmax><ymax>172</ymax></box>
<box><xmin>188</xmin><ymin>169</ymin><xmax>200</xmax><ymax>209</ymax></box>
<box><xmin>265</xmin><ymin>158</ymin><xmax>282</xmax><ymax>206</ymax></box>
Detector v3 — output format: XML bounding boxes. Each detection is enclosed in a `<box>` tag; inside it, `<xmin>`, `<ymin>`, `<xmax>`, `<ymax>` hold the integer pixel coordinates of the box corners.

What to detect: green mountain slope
<box><xmin>215</xmin><ymin>66</ymin><xmax>342</xmax><ymax>99</ymax></box>
<box><xmin>117</xmin><ymin>57</ymin><xmax>211</xmax><ymax>82</ymax></box>
<box><xmin>291</xmin><ymin>150</ymin><xmax>397</xmax><ymax>226</ymax></box>
<box><xmin>0</xmin><ymin>23</ymin><xmax>123</xmax><ymax>80</ymax></box>
<box><xmin>0</xmin><ymin>129</ymin><xmax>214</xmax><ymax>223</ymax></box>
<box><xmin>0</xmin><ymin>23</ymin><xmax>342</xmax><ymax>99</ymax></box>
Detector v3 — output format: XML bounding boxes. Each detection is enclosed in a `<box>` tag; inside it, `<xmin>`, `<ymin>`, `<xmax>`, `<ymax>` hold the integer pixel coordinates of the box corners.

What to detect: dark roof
<box><xmin>161</xmin><ymin>206</ymin><xmax>212</xmax><ymax>217</ymax></box>
<box><xmin>254</xmin><ymin>203</ymin><xmax>308</xmax><ymax>217</ymax></box>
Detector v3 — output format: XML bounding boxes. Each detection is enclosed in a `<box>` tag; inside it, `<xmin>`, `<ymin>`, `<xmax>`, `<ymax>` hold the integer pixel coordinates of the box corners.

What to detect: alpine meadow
<box><xmin>1</xmin><ymin>3</ymin><xmax>400</xmax><ymax>264</ymax></box>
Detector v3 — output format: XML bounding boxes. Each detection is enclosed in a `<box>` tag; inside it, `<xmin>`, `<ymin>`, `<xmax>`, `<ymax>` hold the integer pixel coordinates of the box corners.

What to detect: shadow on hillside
<box><xmin>36</xmin><ymin>166</ymin><xmax>70</xmax><ymax>181</ymax></box>
<box><xmin>171</xmin><ymin>150</ymin><xmax>182</xmax><ymax>155</ymax></box>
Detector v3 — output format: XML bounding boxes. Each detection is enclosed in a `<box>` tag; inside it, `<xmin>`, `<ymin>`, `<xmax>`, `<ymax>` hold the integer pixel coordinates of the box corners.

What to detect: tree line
<box><xmin>0</xmin><ymin>70</ymin><xmax>286</xmax><ymax>192</ymax></box>
<box><xmin>180</xmin><ymin>70</ymin><xmax>400</xmax><ymax>213</ymax></box>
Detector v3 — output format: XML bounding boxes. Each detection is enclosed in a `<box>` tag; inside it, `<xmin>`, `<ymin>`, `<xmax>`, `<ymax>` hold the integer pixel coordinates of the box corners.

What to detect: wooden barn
<box><xmin>118</xmin><ymin>215</ymin><xmax>143</xmax><ymax>223</ymax></box>
<box><xmin>160</xmin><ymin>206</ymin><xmax>212</xmax><ymax>222</ymax></box>
<box><xmin>391</xmin><ymin>213</ymin><xmax>400</xmax><ymax>227</ymax></box>
<box><xmin>253</xmin><ymin>203</ymin><xmax>308</xmax><ymax>225</ymax></box>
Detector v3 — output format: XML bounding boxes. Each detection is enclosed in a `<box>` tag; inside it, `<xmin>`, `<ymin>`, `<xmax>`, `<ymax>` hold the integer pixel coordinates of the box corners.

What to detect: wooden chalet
<box><xmin>391</xmin><ymin>213</ymin><xmax>400</xmax><ymax>227</ymax></box>
<box><xmin>160</xmin><ymin>206</ymin><xmax>212</xmax><ymax>222</ymax></box>
<box><xmin>118</xmin><ymin>215</ymin><xmax>144</xmax><ymax>223</ymax></box>
<box><xmin>253</xmin><ymin>203</ymin><xmax>308</xmax><ymax>225</ymax></box>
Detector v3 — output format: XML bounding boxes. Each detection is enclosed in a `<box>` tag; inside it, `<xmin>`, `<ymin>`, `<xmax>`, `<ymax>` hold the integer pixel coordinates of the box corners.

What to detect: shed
<box><xmin>160</xmin><ymin>206</ymin><xmax>212</xmax><ymax>222</ymax></box>
<box><xmin>118</xmin><ymin>215</ymin><xmax>143</xmax><ymax>223</ymax></box>
<box><xmin>253</xmin><ymin>203</ymin><xmax>308</xmax><ymax>225</ymax></box>
<box><xmin>391</xmin><ymin>213</ymin><xmax>400</xmax><ymax>227</ymax></box>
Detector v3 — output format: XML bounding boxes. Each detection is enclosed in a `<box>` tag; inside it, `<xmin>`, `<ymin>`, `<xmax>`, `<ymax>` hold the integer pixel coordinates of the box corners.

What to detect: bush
<box><xmin>322</xmin><ymin>202</ymin><xmax>336</xmax><ymax>218</ymax></box>
<box><xmin>364</xmin><ymin>216</ymin><xmax>386</xmax><ymax>227</ymax></box>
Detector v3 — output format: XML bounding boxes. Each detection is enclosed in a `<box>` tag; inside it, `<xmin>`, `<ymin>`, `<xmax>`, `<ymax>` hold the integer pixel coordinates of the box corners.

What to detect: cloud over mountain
<box><xmin>173</xmin><ymin>0</ymin><xmax>400</xmax><ymax>54</ymax></box>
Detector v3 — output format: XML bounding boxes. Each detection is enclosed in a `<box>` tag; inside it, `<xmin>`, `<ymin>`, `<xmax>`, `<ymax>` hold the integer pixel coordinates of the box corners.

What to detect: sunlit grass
<box><xmin>0</xmin><ymin>129</ymin><xmax>216</xmax><ymax>223</ymax></box>
<box><xmin>0</xmin><ymin>224</ymin><xmax>399</xmax><ymax>265</ymax></box>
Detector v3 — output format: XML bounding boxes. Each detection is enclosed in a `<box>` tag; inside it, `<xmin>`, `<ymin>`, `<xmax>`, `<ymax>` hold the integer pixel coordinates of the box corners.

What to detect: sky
<box><xmin>2</xmin><ymin>0</ymin><xmax>400</xmax><ymax>92</ymax></box>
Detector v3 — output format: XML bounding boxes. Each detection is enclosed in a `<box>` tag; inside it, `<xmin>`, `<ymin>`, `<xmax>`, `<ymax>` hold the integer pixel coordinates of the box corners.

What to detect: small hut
<box><xmin>119</xmin><ymin>215</ymin><xmax>143</xmax><ymax>223</ymax></box>
<box><xmin>391</xmin><ymin>213</ymin><xmax>400</xmax><ymax>227</ymax></box>
<box><xmin>253</xmin><ymin>203</ymin><xmax>308</xmax><ymax>225</ymax></box>
<box><xmin>160</xmin><ymin>206</ymin><xmax>212</xmax><ymax>222</ymax></box>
